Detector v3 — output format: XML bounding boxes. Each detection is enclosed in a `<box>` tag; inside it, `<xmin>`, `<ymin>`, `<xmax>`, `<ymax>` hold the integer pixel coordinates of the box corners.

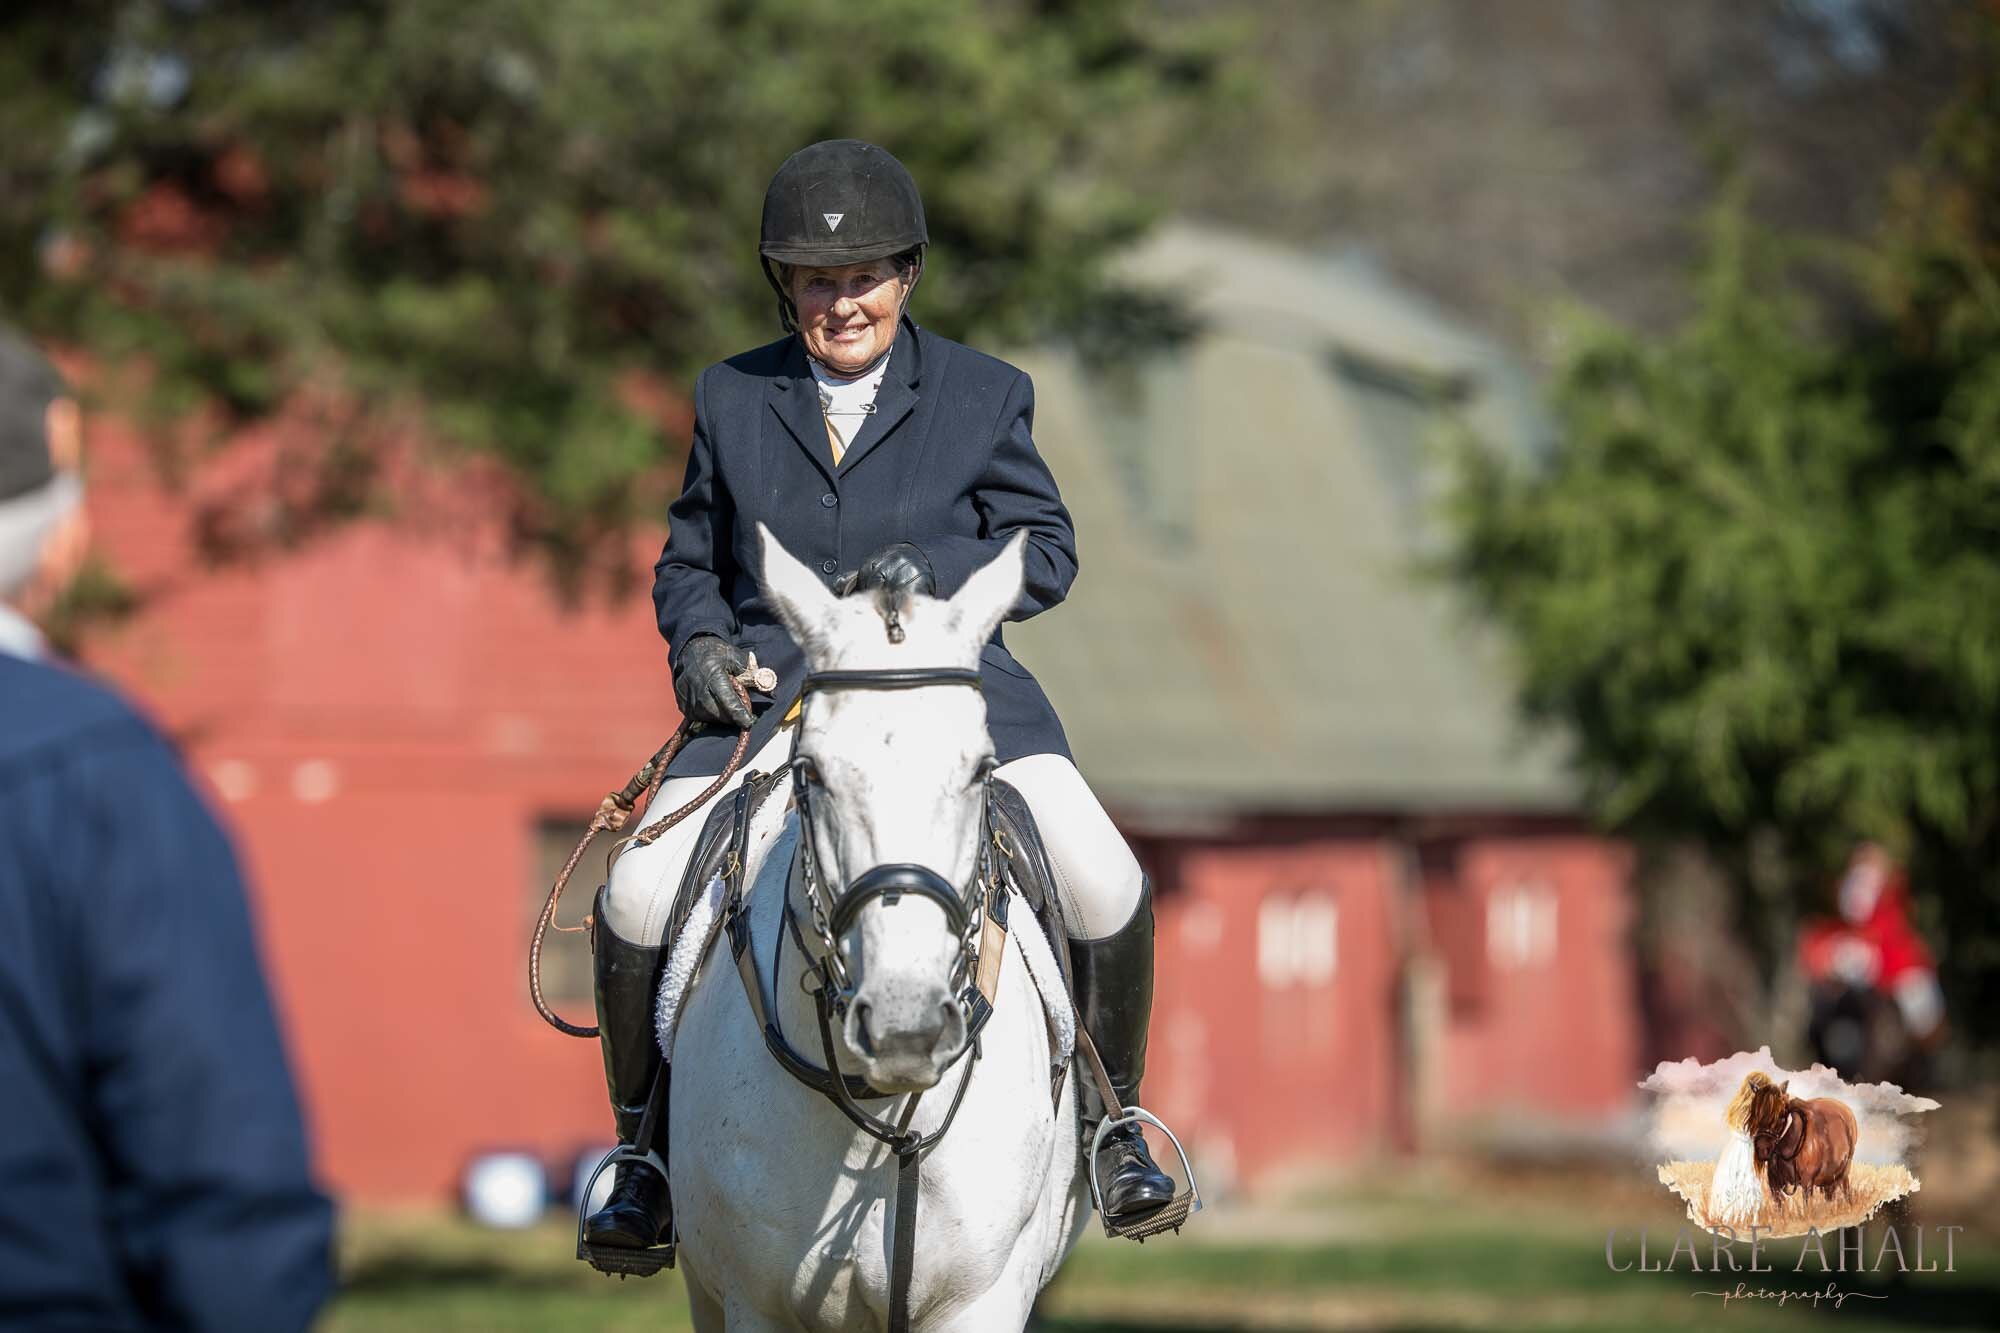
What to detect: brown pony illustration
<box><xmin>1727</xmin><ymin>1072</ymin><xmax>1858</xmax><ymax>1211</ymax></box>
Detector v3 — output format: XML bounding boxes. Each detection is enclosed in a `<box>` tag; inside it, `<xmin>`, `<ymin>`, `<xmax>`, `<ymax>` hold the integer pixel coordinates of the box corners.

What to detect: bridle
<box><xmin>771</xmin><ymin>662</ymin><xmax>1009</xmax><ymax>1333</ymax></box>
<box><xmin>1752</xmin><ymin>1102</ymin><xmax>1805</xmax><ymax>1161</ymax></box>
<box><xmin>788</xmin><ymin>665</ymin><xmax>995</xmax><ymax>1021</ymax></box>
<box><xmin>770</xmin><ymin>663</ymin><xmax>1016</xmax><ymax>1166</ymax></box>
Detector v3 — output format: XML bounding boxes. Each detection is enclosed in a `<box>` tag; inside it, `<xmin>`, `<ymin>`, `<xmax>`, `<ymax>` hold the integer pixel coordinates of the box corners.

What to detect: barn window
<box><xmin>531</xmin><ymin>816</ymin><xmax>604</xmax><ymax>1007</ymax></box>
<box><xmin>1081</xmin><ymin>343</ymin><xmax>1197</xmax><ymax>546</ymax></box>
<box><xmin>1486</xmin><ymin>877</ymin><xmax>1557</xmax><ymax>969</ymax></box>
<box><xmin>1326</xmin><ymin>346</ymin><xmax>1472</xmax><ymax>552</ymax></box>
<box><xmin>1256</xmin><ymin>891</ymin><xmax>1339</xmax><ymax>989</ymax></box>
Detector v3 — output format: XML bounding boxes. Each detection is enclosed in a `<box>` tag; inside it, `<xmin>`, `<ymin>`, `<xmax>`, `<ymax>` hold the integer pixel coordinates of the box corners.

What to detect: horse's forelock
<box><xmin>1749</xmin><ymin>1080</ymin><xmax>1791</xmax><ymax>1133</ymax></box>
<box><xmin>814</xmin><ymin>587</ymin><xmax>976</xmax><ymax>674</ymax></box>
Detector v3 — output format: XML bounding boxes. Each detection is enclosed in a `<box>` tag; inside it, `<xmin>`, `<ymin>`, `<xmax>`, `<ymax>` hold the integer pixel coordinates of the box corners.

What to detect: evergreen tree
<box><xmin>1444</xmin><ymin>31</ymin><xmax>2000</xmax><ymax>1040</ymax></box>
<box><xmin>0</xmin><ymin>0</ymin><xmax>1223</xmax><ymax>578</ymax></box>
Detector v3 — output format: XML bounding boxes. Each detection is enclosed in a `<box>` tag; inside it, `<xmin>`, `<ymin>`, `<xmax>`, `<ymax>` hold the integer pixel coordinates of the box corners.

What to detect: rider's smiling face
<box><xmin>789</xmin><ymin>260</ymin><xmax>907</xmax><ymax>376</ymax></box>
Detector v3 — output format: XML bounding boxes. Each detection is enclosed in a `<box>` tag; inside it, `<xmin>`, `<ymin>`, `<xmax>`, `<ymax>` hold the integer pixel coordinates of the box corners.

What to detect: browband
<box><xmin>801</xmin><ymin>668</ymin><xmax>983</xmax><ymax>693</ymax></box>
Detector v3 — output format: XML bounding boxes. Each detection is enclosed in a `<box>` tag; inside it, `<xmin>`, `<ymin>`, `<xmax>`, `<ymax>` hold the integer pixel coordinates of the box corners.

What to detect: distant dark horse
<box><xmin>1732</xmin><ymin>1072</ymin><xmax>1858</xmax><ymax>1212</ymax></box>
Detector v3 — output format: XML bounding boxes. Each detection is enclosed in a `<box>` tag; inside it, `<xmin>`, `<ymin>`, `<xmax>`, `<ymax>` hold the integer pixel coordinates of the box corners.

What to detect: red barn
<box><xmin>72</xmin><ymin>223</ymin><xmax>1639</xmax><ymax>1204</ymax></box>
<box><xmin>1001</xmin><ymin>225</ymin><xmax>1641</xmax><ymax>1189</ymax></box>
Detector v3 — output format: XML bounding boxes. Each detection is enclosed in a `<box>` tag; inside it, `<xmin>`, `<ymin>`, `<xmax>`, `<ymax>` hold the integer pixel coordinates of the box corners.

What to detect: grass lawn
<box><xmin>325</xmin><ymin>1167</ymin><xmax>1999</xmax><ymax>1331</ymax></box>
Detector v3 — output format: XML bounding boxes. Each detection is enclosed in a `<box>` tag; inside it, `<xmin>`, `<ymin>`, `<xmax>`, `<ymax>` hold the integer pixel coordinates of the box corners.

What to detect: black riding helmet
<box><xmin>760</xmin><ymin>139</ymin><xmax>927</xmax><ymax>335</ymax></box>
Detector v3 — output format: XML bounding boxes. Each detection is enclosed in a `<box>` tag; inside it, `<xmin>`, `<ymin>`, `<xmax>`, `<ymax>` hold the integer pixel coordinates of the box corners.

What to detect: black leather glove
<box><xmin>851</xmin><ymin>542</ymin><xmax>936</xmax><ymax>598</ymax></box>
<box><xmin>673</xmin><ymin>634</ymin><xmax>755</xmax><ymax>729</ymax></box>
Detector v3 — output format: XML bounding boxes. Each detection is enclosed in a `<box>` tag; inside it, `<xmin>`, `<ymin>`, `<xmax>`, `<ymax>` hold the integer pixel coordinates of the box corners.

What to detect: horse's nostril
<box><xmin>933</xmin><ymin>999</ymin><xmax>967</xmax><ymax>1059</ymax></box>
<box><xmin>848</xmin><ymin>1001</ymin><xmax>875</xmax><ymax>1056</ymax></box>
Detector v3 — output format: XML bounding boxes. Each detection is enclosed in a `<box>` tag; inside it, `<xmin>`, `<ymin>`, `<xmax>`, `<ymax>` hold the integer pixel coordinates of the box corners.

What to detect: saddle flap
<box><xmin>989</xmin><ymin>780</ymin><xmax>1071</xmax><ymax>977</ymax></box>
<box><xmin>650</xmin><ymin>766</ymin><xmax>790</xmax><ymax>959</ymax></box>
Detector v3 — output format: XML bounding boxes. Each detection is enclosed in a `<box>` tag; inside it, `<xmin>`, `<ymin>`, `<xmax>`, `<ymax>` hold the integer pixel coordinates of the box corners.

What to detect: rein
<box><xmin>531</xmin><ymin>673</ymin><xmax>764</xmax><ymax>1038</ymax></box>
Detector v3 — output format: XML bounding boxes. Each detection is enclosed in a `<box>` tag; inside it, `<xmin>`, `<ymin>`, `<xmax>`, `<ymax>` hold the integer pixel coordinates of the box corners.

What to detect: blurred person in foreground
<box><xmin>1799</xmin><ymin>841</ymin><xmax>1946</xmax><ymax>1089</ymax></box>
<box><xmin>0</xmin><ymin>328</ymin><xmax>334</xmax><ymax>1332</ymax></box>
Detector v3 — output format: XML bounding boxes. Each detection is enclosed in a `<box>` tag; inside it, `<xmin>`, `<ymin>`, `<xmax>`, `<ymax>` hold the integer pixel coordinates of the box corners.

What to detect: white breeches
<box><xmin>599</xmin><ymin>733</ymin><xmax>1145</xmax><ymax>948</ymax></box>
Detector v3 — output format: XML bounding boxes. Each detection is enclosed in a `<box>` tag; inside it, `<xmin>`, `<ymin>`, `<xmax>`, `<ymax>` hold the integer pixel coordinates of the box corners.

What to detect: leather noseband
<box><xmin>830</xmin><ymin>861</ymin><xmax>971</xmax><ymax>937</ymax></box>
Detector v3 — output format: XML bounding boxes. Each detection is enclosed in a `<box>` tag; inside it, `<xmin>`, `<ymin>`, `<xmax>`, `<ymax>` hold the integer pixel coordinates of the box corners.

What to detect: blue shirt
<box><xmin>0</xmin><ymin>648</ymin><xmax>334</xmax><ymax>1331</ymax></box>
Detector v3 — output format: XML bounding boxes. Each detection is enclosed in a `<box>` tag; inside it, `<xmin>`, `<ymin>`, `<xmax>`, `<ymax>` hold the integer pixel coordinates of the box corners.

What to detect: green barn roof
<box><xmin>1001</xmin><ymin>222</ymin><xmax>1577</xmax><ymax>818</ymax></box>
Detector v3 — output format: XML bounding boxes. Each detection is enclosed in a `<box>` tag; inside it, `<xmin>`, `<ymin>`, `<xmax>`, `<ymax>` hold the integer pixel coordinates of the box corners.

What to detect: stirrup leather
<box><xmin>1087</xmin><ymin>1105</ymin><xmax>1202</xmax><ymax>1240</ymax></box>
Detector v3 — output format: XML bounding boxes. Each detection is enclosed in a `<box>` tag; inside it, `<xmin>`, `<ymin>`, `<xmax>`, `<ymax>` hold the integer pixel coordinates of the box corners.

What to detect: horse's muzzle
<box><xmin>844</xmin><ymin>992</ymin><xmax>969</xmax><ymax>1092</ymax></box>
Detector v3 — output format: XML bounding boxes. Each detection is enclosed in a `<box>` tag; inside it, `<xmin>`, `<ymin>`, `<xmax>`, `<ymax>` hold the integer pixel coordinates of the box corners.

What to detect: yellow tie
<box><xmin>823</xmin><ymin>410</ymin><xmax>845</xmax><ymax>466</ymax></box>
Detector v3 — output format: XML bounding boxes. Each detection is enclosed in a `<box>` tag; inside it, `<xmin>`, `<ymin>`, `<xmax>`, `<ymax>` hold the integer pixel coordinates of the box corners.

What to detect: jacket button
<box><xmin>820</xmin><ymin>492</ymin><xmax>838</xmax><ymax>508</ymax></box>
<box><xmin>821</xmin><ymin>559</ymin><xmax>838</xmax><ymax>575</ymax></box>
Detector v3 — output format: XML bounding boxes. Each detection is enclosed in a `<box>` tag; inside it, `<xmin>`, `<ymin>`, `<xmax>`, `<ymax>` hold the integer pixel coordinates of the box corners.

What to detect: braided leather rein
<box><xmin>530</xmin><ymin>676</ymin><xmax>758</xmax><ymax>1038</ymax></box>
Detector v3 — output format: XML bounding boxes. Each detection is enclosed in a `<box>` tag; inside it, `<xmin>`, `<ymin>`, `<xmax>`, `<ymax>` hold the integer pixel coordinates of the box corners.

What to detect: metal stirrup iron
<box><xmin>1076</xmin><ymin>1026</ymin><xmax>1203</xmax><ymax>1240</ymax></box>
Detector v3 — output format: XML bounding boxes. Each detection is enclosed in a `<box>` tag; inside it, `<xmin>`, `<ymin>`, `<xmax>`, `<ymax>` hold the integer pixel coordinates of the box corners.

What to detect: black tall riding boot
<box><xmin>580</xmin><ymin>887</ymin><xmax>673</xmax><ymax>1253</ymax></box>
<box><xmin>1071</xmin><ymin>877</ymin><xmax>1177</xmax><ymax>1223</ymax></box>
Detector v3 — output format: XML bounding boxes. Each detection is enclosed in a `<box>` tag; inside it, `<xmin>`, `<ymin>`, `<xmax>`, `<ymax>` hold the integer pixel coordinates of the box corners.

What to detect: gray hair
<box><xmin>0</xmin><ymin>470</ymin><xmax>81</xmax><ymax>601</ymax></box>
<box><xmin>0</xmin><ymin>328</ymin><xmax>65</xmax><ymax>503</ymax></box>
<box><xmin>779</xmin><ymin>246</ymin><xmax>923</xmax><ymax>296</ymax></box>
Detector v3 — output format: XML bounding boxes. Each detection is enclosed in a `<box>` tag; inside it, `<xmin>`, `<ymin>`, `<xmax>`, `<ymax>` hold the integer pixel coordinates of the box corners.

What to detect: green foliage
<box><xmin>0</xmin><ymin>0</ymin><xmax>1224</xmax><ymax>579</ymax></box>
<box><xmin>1443</xmin><ymin>40</ymin><xmax>2000</xmax><ymax>1031</ymax></box>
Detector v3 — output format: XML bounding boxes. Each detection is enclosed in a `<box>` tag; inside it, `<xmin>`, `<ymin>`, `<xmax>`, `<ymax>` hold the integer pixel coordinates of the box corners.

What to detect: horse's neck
<box><xmin>1770</xmin><ymin>1104</ymin><xmax>1804</xmax><ymax>1154</ymax></box>
<box><xmin>733</xmin><ymin>800</ymin><xmax>842</xmax><ymax>1066</ymax></box>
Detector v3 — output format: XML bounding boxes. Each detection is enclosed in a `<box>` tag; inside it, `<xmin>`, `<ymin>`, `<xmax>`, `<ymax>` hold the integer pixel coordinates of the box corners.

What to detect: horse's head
<box><xmin>759</xmin><ymin>524</ymin><xmax>1025</xmax><ymax>1092</ymax></box>
<box><xmin>1726</xmin><ymin>1071</ymin><xmax>1770</xmax><ymax>1132</ymax></box>
<box><xmin>1740</xmin><ymin>1074</ymin><xmax>1792</xmax><ymax>1142</ymax></box>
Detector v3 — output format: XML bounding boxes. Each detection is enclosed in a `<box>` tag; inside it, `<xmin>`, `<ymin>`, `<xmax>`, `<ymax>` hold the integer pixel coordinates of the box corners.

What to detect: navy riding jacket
<box><xmin>654</xmin><ymin>318</ymin><xmax>1077</xmax><ymax>777</ymax></box>
<box><xmin>0</xmin><ymin>654</ymin><xmax>333</xmax><ymax>1332</ymax></box>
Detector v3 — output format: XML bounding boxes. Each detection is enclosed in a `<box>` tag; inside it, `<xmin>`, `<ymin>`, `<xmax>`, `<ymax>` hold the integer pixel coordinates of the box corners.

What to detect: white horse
<box><xmin>664</xmin><ymin>526</ymin><xmax>1091</xmax><ymax>1331</ymax></box>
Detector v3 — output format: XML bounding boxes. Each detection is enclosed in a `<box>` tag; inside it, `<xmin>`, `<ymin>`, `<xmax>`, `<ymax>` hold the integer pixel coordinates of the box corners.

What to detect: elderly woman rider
<box><xmin>583</xmin><ymin>140</ymin><xmax>1173</xmax><ymax>1255</ymax></box>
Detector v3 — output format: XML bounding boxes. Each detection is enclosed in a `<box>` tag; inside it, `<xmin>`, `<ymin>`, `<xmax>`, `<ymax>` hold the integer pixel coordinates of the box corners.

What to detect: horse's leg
<box><xmin>719</xmin><ymin>1296</ymin><xmax>794</xmax><ymax>1333</ymax></box>
<box><xmin>684</xmin><ymin>1274</ymin><xmax>726</xmax><ymax>1333</ymax></box>
<box><xmin>925</xmin><ymin>1239</ymin><xmax>1046</xmax><ymax>1333</ymax></box>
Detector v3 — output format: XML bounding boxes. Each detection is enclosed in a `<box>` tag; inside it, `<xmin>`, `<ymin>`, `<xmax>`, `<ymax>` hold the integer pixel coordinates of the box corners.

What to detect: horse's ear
<box><xmin>1779</xmin><ymin>1080</ymin><xmax>1790</xmax><ymax>1097</ymax></box>
<box><xmin>758</xmin><ymin>523</ymin><xmax>842</xmax><ymax>665</ymax></box>
<box><xmin>946</xmin><ymin>531</ymin><xmax>1027</xmax><ymax>650</ymax></box>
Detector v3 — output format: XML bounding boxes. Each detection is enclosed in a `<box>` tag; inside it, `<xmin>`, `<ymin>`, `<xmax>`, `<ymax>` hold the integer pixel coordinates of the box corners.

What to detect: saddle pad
<box><xmin>654</xmin><ymin>868</ymin><xmax>726</xmax><ymax>1058</ymax></box>
<box><xmin>1009</xmin><ymin>889</ymin><xmax>1075</xmax><ymax>1068</ymax></box>
<box><xmin>654</xmin><ymin>797</ymin><xmax>796</xmax><ymax>1059</ymax></box>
